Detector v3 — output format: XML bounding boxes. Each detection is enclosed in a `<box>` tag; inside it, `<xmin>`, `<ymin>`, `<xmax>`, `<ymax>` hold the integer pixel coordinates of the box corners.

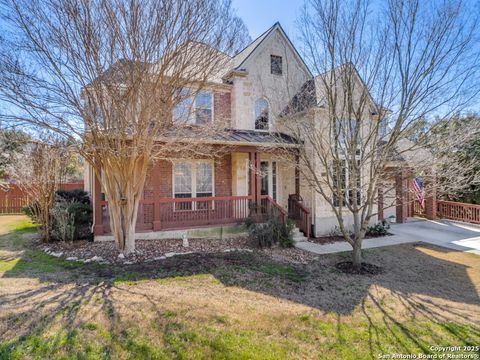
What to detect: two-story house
<box><xmin>86</xmin><ymin>22</ymin><xmax>428</xmax><ymax>241</ymax></box>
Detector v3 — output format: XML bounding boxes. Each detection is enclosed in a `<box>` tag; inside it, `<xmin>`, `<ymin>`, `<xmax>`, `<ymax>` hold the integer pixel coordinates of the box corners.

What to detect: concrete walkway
<box><xmin>295</xmin><ymin>218</ymin><xmax>480</xmax><ymax>255</ymax></box>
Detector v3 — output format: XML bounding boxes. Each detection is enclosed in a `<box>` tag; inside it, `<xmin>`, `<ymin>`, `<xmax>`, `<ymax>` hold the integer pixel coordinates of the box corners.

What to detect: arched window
<box><xmin>255</xmin><ymin>99</ymin><xmax>269</xmax><ymax>130</ymax></box>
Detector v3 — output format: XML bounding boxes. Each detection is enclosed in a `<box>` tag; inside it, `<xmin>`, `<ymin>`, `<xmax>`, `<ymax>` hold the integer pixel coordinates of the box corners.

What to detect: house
<box><xmin>85</xmin><ymin>22</ymin><xmax>436</xmax><ymax>241</ymax></box>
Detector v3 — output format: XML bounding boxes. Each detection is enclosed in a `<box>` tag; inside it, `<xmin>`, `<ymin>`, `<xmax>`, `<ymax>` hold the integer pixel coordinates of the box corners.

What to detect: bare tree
<box><xmin>419</xmin><ymin>113</ymin><xmax>480</xmax><ymax>201</ymax></box>
<box><xmin>9</xmin><ymin>138</ymin><xmax>71</xmax><ymax>241</ymax></box>
<box><xmin>0</xmin><ymin>0</ymin><xmax>250</xmax><ymax>253</ymax></box>
<box><xmin>277</xmin><ymin>0</ymin><xmax>479</xmax><ymax>268</ymax></box>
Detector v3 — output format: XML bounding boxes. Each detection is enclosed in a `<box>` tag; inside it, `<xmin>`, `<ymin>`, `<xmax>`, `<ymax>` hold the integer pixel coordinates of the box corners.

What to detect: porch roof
<box><xmin>216</xmin><ymin>129</ymin><xmax>300</xmax><ymax>146</ymax></box>
<box><xmin>162</xmin><ymin>126</ymin><xmax>302</xmax><ymax>147</ymax></box>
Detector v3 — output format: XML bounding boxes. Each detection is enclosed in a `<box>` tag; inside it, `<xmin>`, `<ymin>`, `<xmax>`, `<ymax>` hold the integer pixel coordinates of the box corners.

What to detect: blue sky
<box><xmin>232</xmin><ymin>0</ymin><xmax>480</xmax><ymax>113</ymax></box>
<box><xmin>232</xmin><ymin>0</ymin><xmax>301</xmax><ymax>40</ymax></box>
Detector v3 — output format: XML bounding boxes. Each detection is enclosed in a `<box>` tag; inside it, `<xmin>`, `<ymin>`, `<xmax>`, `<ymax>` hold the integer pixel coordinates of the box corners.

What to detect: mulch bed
<box><xmin>308</xmin><ymin>235</ymin><xmax>346</xmax><ymax>245</ymax></box>
<box><xmin>309</xmin><ymin>232</ymin><xmax>394</xmax><ymax>245</ymax></box>
<box><xmin>39</xmin><ymin>237</ymin><xmax>317</xmax><ymax>265</ymax></box>
<box><xmin>335</xmin><ymin>261</ymin><xmax>383</xmax><ymax>275</ymax></box>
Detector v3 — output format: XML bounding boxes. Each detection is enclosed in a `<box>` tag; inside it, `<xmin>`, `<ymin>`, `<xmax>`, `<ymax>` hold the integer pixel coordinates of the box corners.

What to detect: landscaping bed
<box><xmin>38</xmin><ymin>236</ymin><xmax>317</xmax><ymax>264</ymax></box>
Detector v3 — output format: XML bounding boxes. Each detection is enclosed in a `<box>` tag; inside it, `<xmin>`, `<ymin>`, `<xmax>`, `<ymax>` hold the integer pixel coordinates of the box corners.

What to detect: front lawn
<box><xmin>0</xmin><ymin>216</ymin><xmax>479</xmax><ymax>359</ymax></box>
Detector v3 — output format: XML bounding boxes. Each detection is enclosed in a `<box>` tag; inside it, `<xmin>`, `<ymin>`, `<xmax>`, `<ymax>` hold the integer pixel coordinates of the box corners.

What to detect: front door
<box><xmin>260</xmin><ymin>161</ymin><xmax>277</xmax><ymax>201</ymax></box>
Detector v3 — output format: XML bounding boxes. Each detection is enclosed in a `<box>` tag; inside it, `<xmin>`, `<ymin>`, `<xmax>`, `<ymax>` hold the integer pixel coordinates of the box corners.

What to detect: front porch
<box><xmin>91</xmin><ymin>146</ymin><xmax>310</xmax><ymax>239</ymax></box>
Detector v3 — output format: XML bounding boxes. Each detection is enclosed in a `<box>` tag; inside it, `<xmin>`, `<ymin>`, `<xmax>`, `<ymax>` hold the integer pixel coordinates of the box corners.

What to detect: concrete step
<box><xmin>292</xmin><ymin>226</ymin><xmax>308</xmax><ymax>243</ymax></box>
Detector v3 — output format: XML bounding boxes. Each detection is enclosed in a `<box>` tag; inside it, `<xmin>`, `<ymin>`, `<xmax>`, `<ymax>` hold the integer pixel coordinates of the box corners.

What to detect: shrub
<box><xmin>50</xmin><ymin>199</ymin><xmax>76</xmax><ymax>242</ymax></box>
<box><xmin>366</xmin><ymin>221</ymin><xmax>390</xmax><ymax>237</ymax></box>
<box><xmin>50</xmin><ymin>197</ymin><xmax>93</xmax><ymax>241</ymax></box>
<box><xmin>246</xmin><ymin>215</ymin><xmax>294</xmax><ymax>249</ymax></box>
<box><xmin>26</xmin><ymin>189</ymin><xmax>93</xmax><ymax>242</ymax></box>
<box><xmin>56</xmin><ymin>189</ymin><xmax>90</xmax><ymax>204</ymax></box>
<box><xmin>329</xmin><ymin>225</ymin><xmax>353</xmax><ymax>239</ymax></box>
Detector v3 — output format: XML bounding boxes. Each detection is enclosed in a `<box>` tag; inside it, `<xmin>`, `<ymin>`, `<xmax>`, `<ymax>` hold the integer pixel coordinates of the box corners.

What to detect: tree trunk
<box><xmin>107</xmin><ymin>191</ymin><xmax>141</xmax><ymax>255</ymax></box>
<box><xmin>352</xmin><ymin>239</ymin><xmax>362</xmax><ymax>269</ymax></box>
<box><xmin>101</xmin><ymin>157</ymin><xmax>149</xmax><ymax>255</ymax></box>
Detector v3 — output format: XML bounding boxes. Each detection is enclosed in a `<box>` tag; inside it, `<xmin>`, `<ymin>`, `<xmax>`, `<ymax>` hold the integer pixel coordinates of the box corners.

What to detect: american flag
<box><xmin>412</xmin><ymin>177</ymin><xmax>425</xmax><ymax>210</ymax></box>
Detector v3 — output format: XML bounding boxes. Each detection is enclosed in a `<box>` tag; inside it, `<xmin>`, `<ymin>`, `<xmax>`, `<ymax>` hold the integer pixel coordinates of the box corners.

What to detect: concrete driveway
<box><xmin>390</xmin><ymin>218</ymin><xmax>480</xmax><ymax>255</ymax></box>
<box><xmin>295</xmin><ymin>218</ymin><xmax>480</xmax><ymax>255</ymax></box>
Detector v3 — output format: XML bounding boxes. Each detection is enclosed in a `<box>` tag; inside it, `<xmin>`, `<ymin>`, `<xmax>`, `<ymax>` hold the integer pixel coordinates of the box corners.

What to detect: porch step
<box><xmin>291</xmin><ymin>226</ymin><xmax>308</xmax><ymax>243</ymax></box>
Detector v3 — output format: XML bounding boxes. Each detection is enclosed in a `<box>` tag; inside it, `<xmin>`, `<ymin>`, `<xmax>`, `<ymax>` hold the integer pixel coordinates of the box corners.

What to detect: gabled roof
<box><xmin>229</xmin><ymin>22</ymin><xmax>312</xmax><ymax>77</ymax></box>
<box><xmin>282</xmin><ymin>63</ymin><xmax>380</xmax><ymax>116</ymax></box>
<box><xmin>229</xmin><ymin>23</ymin><xmax>276</xmax><ymax>70</ymax></box>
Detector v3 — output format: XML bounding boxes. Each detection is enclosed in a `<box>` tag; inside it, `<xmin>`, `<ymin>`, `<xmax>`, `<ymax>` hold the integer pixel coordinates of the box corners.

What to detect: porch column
<box><xmin>377</xmin><ymin>185</ymin><xmax>384</xmax><ymax>221</ymax></box>
<box><xmin>152</xmin><ymin>163</ymin><xmax>162</xmax><ymax>231</ymax></box>
<box><xmin>424</xmin><ymin>171</ymin><xmax>437</xmax><ymax>220</ymax></box>
<box><xmin>248</xmin><ymin>151</ymin><xmax>255</xmax><ymax>198</ymax></box>
<box><xmin>93</xmin><ymin>167</ymin><xmax>104</xmax><ymax>236</ymax></box>
<box><xmin>255</xmin><ymin>151</ymin><xmax>261</xmax><ymax>203</ymax></box>
<box><xmin>395</xmin><ymin>167</ymin><xmax>409</xmax><ymax>224</ymax></box>
<box><xmin>295</xmin><ymin>153</ymin><xmax>300</xmax><ymax>196</ymax></box>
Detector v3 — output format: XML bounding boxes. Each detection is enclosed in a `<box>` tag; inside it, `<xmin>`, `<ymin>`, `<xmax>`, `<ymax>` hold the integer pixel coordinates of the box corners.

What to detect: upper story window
<box><xmin>332</xmin><ymin>159</ymin><xmax>361</xmax><ymax>207</ymax></box>
<box><xmin>173</xmin><ymin>89</ymin><xmax>212</xmax><ymax>124</ymax></box>
<box><xmin>270</xmin><ymin>55</ymin><xmax>282</xmax><ymax>75</ymax></box>
<box><xmin>195</xmin><ymin>91</ymin><xmax>212</xmax><ymax>124</ymax></box>
<box><xmin>255</xmin><ymin>99</ymin><xmax>269</xmax><ymax>130</ymax></box>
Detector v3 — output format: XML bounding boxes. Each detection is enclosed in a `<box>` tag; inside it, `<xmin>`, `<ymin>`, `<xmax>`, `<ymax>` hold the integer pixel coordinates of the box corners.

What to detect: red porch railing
<box><xmin>413</xmin><ymin>200</ymin><xmax>426</xmax><ymax>217</ymax></box>
<box><xmin>288</xmin><ymin>194</ymin><xmax>310</xmax><ymax>238</ymax></box>
<box><xmin>100</xmin><ymin>195</ymin><xmax>288</xmax><ymax>233</ymax></box>
<box><xmin>437</xmin><ymin>200</ymin><xmax>480</xmax><ymax>224</ymax></box>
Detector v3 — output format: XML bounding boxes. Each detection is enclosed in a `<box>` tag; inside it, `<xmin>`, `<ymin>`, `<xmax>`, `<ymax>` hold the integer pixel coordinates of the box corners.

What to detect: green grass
<box><xmin>0</xmin><ymin>216</ymin><xmax>479</xmax><ymax>359</ymax></box>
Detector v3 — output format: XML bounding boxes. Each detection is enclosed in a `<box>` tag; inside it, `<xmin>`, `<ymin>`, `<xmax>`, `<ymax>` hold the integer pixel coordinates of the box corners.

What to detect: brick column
<box><xmin>151</xmin><ymin>162</ymin><xmax>162</xmax><ymax>231</ymax></box>
<box><xmin>377</xmin><ymin>186</ymin><xmax>384</xmax><ymax>221</ymax></box>
<box><xmin>424</xmin><ymin>171</ymin><xmax>437</xmax><ymax>220</ymax></box>
<box><xmin>93</xmin><ymin>167</ymin><xmax>104</xmax><ymax>235</ymax></box>
<box><xmin>395</xmin><ymin>168</ymin><xmax>409</xmax><ymax>223</ymax></box>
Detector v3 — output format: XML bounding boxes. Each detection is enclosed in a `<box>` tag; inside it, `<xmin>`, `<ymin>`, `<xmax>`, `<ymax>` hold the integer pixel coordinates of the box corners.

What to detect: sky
<box><xmin>232</xmin><ymin>0</ymin><xmax>480</xmax><ymax>113</ymax></box>
<box><xmin>232</xmin><ymin>0</ymin><xmax>301</xmax><ymax>41</ymax></box>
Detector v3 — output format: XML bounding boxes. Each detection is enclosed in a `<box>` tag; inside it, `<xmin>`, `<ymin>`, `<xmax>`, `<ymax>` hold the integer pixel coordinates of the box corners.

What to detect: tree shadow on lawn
<box><xmin>1</xmin><ymin>226</ymin><xmax>479</xmax><ymax>358</ymax></box>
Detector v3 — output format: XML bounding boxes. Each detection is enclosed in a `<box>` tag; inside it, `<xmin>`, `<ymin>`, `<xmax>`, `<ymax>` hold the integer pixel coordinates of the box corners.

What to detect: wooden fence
<box><xmin>0</xmin><ymin>182</ymin><xmax>84</xmax><ymax>214</ymax></box>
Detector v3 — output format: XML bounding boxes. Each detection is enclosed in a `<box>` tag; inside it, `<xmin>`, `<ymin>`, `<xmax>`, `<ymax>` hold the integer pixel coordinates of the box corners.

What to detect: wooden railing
<box><xmin>437</xmin><ymin>200</ymin><xmax>480</xmax><ymax>224</ymax></box>
<box><xmin>288</xmin><ymin>194</ymin><xmax>311</xmax><ymax>238</ymax></box>
<box><xmin>100</xmin><ymin>195</ymin><xmax>288</xmax><ymax>233</ymax></box>
<box><xmin>413</xmin><ymin>199</ymin><xmax>426</xmax><ymax>217</ymax></box>
<box><xmin>260</xmin><ymin>195</ymin><xmax>287</xmax><ymax>223</ymax></box>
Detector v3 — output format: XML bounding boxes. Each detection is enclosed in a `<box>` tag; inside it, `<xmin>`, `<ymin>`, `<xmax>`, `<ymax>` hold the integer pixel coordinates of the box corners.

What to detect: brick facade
<box><xmin>143</xmin><ymin>153</ymin><xmax>232</xmax><ymax>199</ymax></box>
<box><xmin>214</xmin><ymin>91</ymin><xmax>231</xmax><ymax>128</ymax></box>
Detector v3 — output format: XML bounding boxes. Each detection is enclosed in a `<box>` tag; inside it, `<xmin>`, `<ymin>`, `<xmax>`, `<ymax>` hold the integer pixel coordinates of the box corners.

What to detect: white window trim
<box><xmin>332</xmin><ymin>157</ymin><xmax>362</xmax><ymax>208</ymax></box>
<box><xmin>194</xmin><ymin>90</ymin><xmax>215</xmax><ymax>125</ymax></box>
<box><xmin>172</xmin><ymin>159</ymin><xmax>215</xmax><ymax>211</ymax></box>
<box><xmin>173</xmin><ymin>89</ymin><xmax>215</xmax><ymax>125</ymax></box>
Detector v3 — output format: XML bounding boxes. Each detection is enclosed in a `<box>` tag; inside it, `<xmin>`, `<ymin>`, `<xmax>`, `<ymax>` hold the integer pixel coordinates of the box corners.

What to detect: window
<box><xmin>173</xmin><ymin>161</ymin><xmax>214</xmax><ymax>210</ymax></box>
<box><xmin>195</xmin><ymin>91</ymin><xmax>212</xmax><ymax>124</ymax></box>
<box><xmin>173</xmin><ymin>88</ymin><xmax>193</xmax><ymax>123</ymax></box>
<box><xmin>174</xmin><ymin>162</ymin><xmax>193</xmax><ymax>210</ymax></box>
<box><xmin>336</xmin><ymin>119</ymin><xmax>357</xmax><ymax>145</ymax></box>
<box><xmin>173</xmin><ymin>89</ymin><xmax>212</xmax><ymax>124</ymax></box>
<box><xmin>336</xmin><ymin>119</ymin><xmax>361</xmax><ymax>155</ymax></box>
<box><xmin>332</xmin><ymin>160</ymin><xmax>361</xmax><ymax>207</ymax></box>
<box><xmin>195</xmin><ymin>162</ymin><xmax>213</xmax><ymax>209</ymax></box>
<box><xmin>270</xmin><ymin>55</ymin><xmax>282</xmax><ymax>75</ymax></box>
<box><xmin>260</xmin><ymin>161</ymin><xmax>269</xmax><ymax>196</ymax></box>
<box><xmin>255</xmin><ymin>99</ymin><xmax>269</xmax><ymax>130</ymax></box>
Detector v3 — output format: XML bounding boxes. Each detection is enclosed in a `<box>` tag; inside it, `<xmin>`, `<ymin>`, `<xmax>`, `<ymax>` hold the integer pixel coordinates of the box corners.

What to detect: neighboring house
<box><xmin>85</xmin><ymin>22</ymin><xmax>434</xmax><ymax>241</ymax></box>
